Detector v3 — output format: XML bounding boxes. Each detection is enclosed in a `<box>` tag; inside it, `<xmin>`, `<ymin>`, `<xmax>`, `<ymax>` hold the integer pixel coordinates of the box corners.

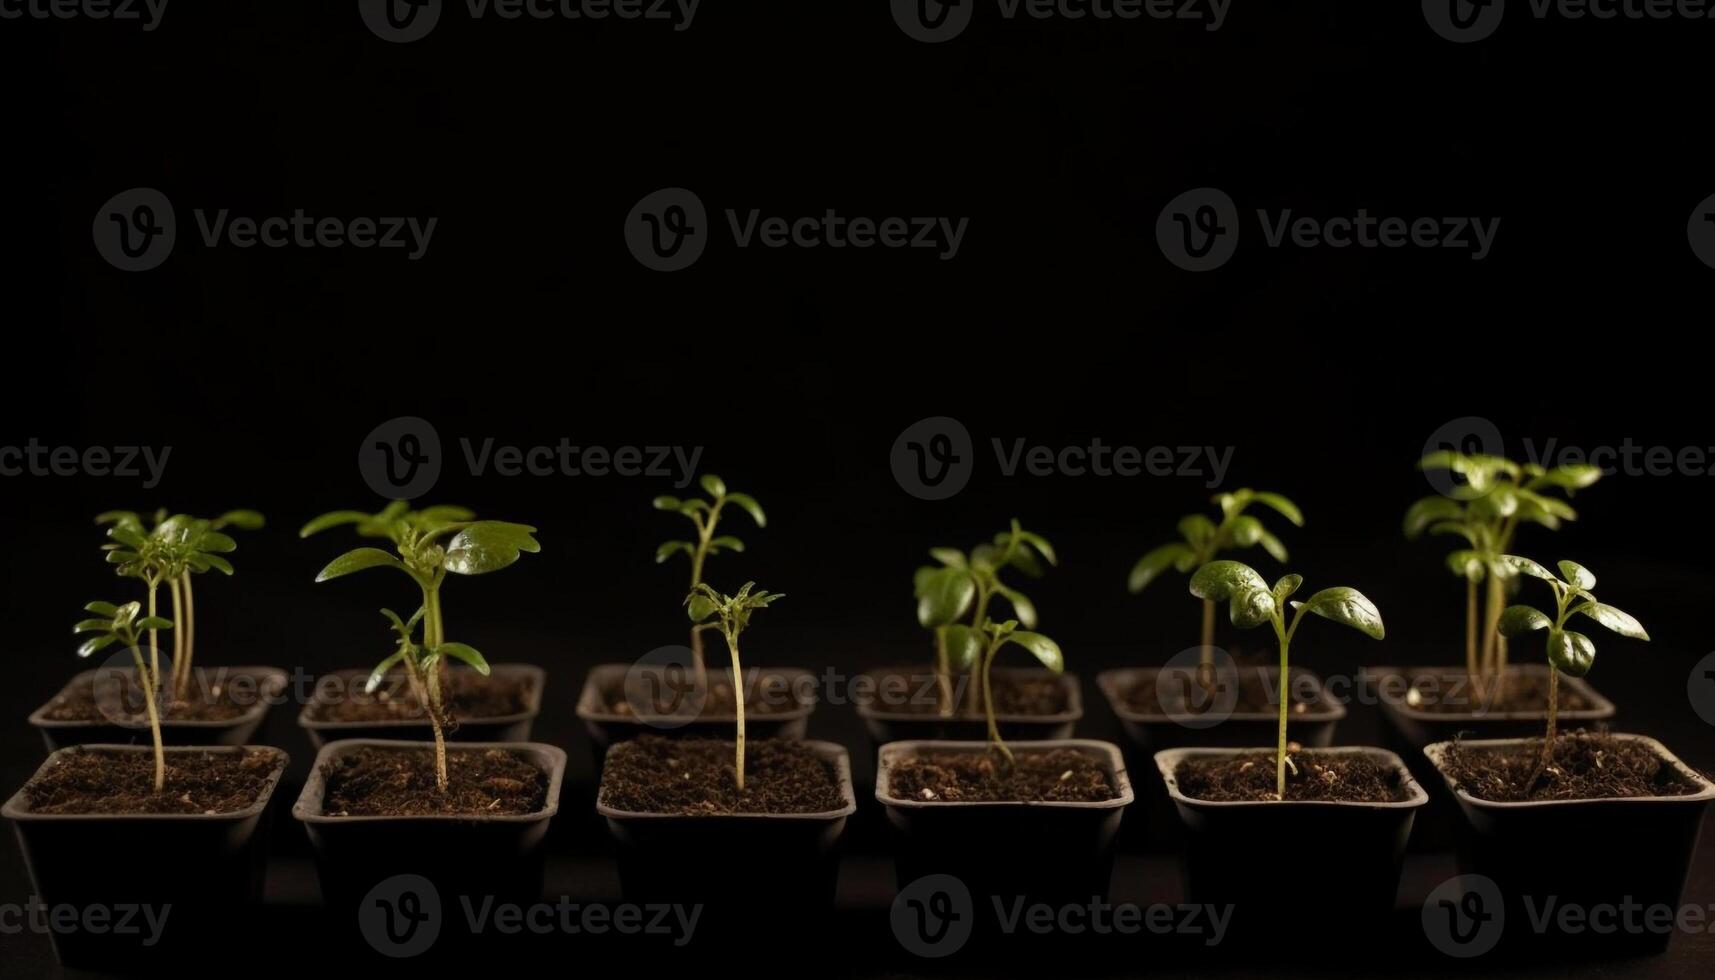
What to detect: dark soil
<box><xmin>602</xmin><ymin>674</ymin><xmax>803</xmax><ymax>718</ymax></box>
<box><xmin>865</xmin><ymin>669</ymin><xmax>1070</xmax><ymax>717</ymax></box>
<box><xmin>41</xmin><ymin>670</ymin><xmax>261</xmax><ymax>723</ymax></box>
<box><xmin>1438</xmin><ymin>730</ymin><xmax>1704</xmax><ymax>802</ymax></box>
<box><xmin>308</xmin><ymin>669</ymin><xmax>532</xmax><ymax>723</ymax></box>
<box><xmin>887</xmin><ymin>749</ymin><xmax>1118</xmax><ymax>803</ymax></box>
<box><xmin>318</xmin><ymin>747</ymin><xmax>548</xmax><ymax>816</ymax></box>
<box><xmin>1174</xmin><ymin>751</ymin><xmax>1411</xmax><ymax>803</ymax></box>
<box><xmin>599</xmin><ymin>736</ymin><xmax>846</xmax><ymax>815</ymax></box>
<box><xmin>1389</xmin><ymin>669</ymin><xmax>1592</xmax><ymax>715</ymax></box>
<box><xmin>18</xmin><ymin>748</ymin><xmax>282</xmax><ymax>815</ymax></box>
<box><xmin>1125</xmin><ymin>668</ymin><xmax>1324</xmax><ymax>715</ymax></box>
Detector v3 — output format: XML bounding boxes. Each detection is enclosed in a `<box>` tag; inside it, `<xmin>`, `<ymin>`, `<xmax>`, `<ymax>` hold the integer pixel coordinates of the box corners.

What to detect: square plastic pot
<box><xmin>575</xmin><ymin>663</ymin><xmax>816</xmax><ymax>770</ymax></box>
<box><xmin>3</xmin><ymin>744</ymin><xmax>289</xmax><ymax>969</ymax></box>
<box><xmin>297</xmin><ymin>663</ymin><xmax>545</xmax><ymax>750</ymax></box>
<box><xmin>856</xmin><ymin>667</ymin><xmax>1083</xmax><ymax>745</ymax></box>
<box><xmin>29</xmin><ymin>666</ymin><xmax>289</xmax><ymax>752</ymax></box>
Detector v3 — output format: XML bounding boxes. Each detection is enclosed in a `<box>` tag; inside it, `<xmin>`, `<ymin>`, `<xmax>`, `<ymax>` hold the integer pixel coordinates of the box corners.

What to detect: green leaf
<box><xmin>365</xmin><ymin>651</ymin><xmax>408</xmax><ymax>694</ymax></box>
<box><xmin>708</xmin><ymin>535</ymin><xmax>745</xmax><ymax>553</ymax></box>
<box><xmin>1272</xmin><ymin>574</ymin><xmax>1303</xmax><ymax>603</ymax></box>
<box><xmin>929</xmin><ymin>547</ymin><xmax>966</xmax><ymax>568</ymax></box>
<box><xmin>992</xmin><ymin>583</ymin><xmax>1038</xmax><ymax>629</ymax></box>
<box><xmin>1557</xmin><ymin>560</ymin><xmax>1596</xmax><ymax>591</ymax></box>
<box><xmin>1226</xmin><ymin>515</ymin><xmax>1264</xmax><ymax>547</ymax></box>
<box><xmin>724</xmin><ymin>492</ymin><xmax>766</xmax><ymax>527</ymax></box>
<box><xmin>1017</xmin><ymin>529</ymin><xmax>1057</xmax><ymax>567</ymax></box>
<box><xmin>1294</xmin><ymin>587</ymin><xmax>1385</xmax><ymax>640</ymax></box>
<box><xmin>197</xmin><ymin>554</ymin><xmax>234</xmax><ymax>575</ymax></box>
<box><xmin>300</xmin><ymin>510</ymin><xmax>373</xmax><ymax>538</ymax></box>
<box><xmin>1128</xmin><ymin>543</ymin><xmax>1195</xmax><ymax>593</ymax></box>
<box><xmin>942</xmin><ymin>624</ymin><xmax>981</xmax><ymax>673</ymax></box>
<box><xmin>444</xmin><ymin>522</ymin><xmax>541</xmax><ymax>575</ymax></box>
<box><xmin>1256</xmin><ymin>529</ymin><xmax>1289</xmax><ymax>563</ymax></box>
<box><xmin>1497</xmin><ymin>604</ymin><xmax>1552</xmax><ymax>636</ymax></box>
<box><xmin>435</xmin><ymin>642</ymin><xmax>491</xmax><ymax>674</ymax></box>
<box><xmin>215</xmin><ymin>510</ymin><xmax>266</xmax><ymax>530</ymax></box>
<box><xmin>1177</xmin><ymin>514</ymin><xmax>1217</xmax><ymax>549</ymax></box>
<box><xmin>1446</xmin><ymin>550</ymin><xmax>1486</xmax><ymax>580</ymax></box>
<box><xmin>1403</xmin><ymin>496</ymin><xmax>1465</xmax><ymax>538</ymax></box>
<box><xmin>1467</xmin><ymin>485</ymin><xmax>1519</xmax><ymax>520</ymax></box>
<box><xmin>1500</xmin><ymin>555</ymin><xmax>1557</xmax><ymax>581</ymax></box>
<box><xmin>652</xmin><ymin>495</ymin><xmax>682</xmax><ymax>511</ymax></box>
<box><xmin>106</xmin><ymin>524</ymin><xmax>147</xmax><ymax>548</ymax></box>
<box><xmin>77</xmin><ymin>634</ymin><xmax>118</xmax><ymax>658</ymax></box>
<box><xmin>1535</xmin><ymin>464</ymin><xmax>1603</xmax><ymax>492</ymax></box>
<box><xmin>1006</xmin><ymin>630</ymin><xmax>1064</xmax><ymax>673</ymax></box>
<box><xmin>700</xmin><ymin>474</ymin><xmax>727</xmax><ymax>497</ymax></box>
<box><xmin>1548</xmin><ymin>629</ymin><xmax>1596</xmax><ymax>677</ymax></box>
<box><xmin>1580</xmin><ymin>602</ymin><xmax>1648</xmax><ymax>641</ymax></box>
<box><xmin>84</xmin><ymin>601</ymin><xmax>121</xmax><ymax>617</ymax></box>
<box><xmin>1230</xmin><ymin>586</ymin><xmax>1276</xmax><ymax>629</ymax></box>
<box><xmin>73</xmin><ymin>618</ymin><xmax>113</xmax><ymax>633</ymax></box>
<box><xmin>655</xmin><ymin>540</ymin><xmax>693</xmax><ymax>563</ymax></box>
<box><xmin>686</xmin><ymin>592</ymin><xmax>717</xmax><ymax>622</ymax></box>
<box><xmin>1248</xmin><ymin>491</ymin><xmax>1305</xmax><ymax>527</ymax></box>
<box><xmin>917</xmin><ymin>566</ymin><xmax>976</xmax><ymax>628</ymax></box>
<box><xmin>136</xmin><ymin>616</ymin><xmax>173</xmax><ymax>630</ymax></box>
<box><xmin>1188</xmin><ymin>560</ymin><xmax>1269</xmax><ymax>602</ymax></box>
<box><xmin>315</xmin><ymin>548</ymin><xmax>406</xmax><ymax>582</ymax></box>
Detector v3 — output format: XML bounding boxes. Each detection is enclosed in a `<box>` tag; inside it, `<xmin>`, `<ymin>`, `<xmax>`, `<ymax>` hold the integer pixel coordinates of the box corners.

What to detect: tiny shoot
<box><xmin>74</xmin><ymin>600</ymin><xmax>173</xmax><ymax>792</ymax></box>
<box><xmin>975</xmin><ymin>619</ymin><xmax>1064</xmax><ymax>764</ymax></box>
<box><xmin>685</xmin><ymin>581</ymin><xmax>783</xmax><ymax>791</ymax></box>
<box><xmin>654</xmin><ymin>475</ymin><xmax>766</xmax><ymax>689</ymax></box>
<box><xmin>366</xmin><ymin>607</ymin><xmax>491</xmax><ymax>793</ymax></box>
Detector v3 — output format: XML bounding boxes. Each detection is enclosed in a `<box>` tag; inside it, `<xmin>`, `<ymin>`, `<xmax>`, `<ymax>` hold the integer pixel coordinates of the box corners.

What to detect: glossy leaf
<box><xmin>724</xmin><ymin>492</ymin><xmax>767</xmax><ymax>527</ymax></box>
<box><xmin>655</xmin><ymin>541</ymin><xmax>693</xmax><ymax>563</ymax></box>
<box><xmin>1248</xmin><ymin>491</ymin><xmax>1304</xmax><ymax>527</ymax></box>
<box><xmin>444</xmin><ymin>522</ymin><xmax>541</xmax><ymax>575</ymax></box>
<box><xmin>1580</xmin><ymin>602</ymin><xmax>1648</xmax><ymax>641</ymax></box>
<box><xmin>1272</xmin><ymin>574</ymin><xmax>1302</xmax><ymax>603</ymax></box>
<box><xmin>1177</xmin><ymin>514</ymin><xmax>1217</xmax><ymax>549</ymax></box>
<box><xmin>917</xmin><ymin>565</ymin><xmax>976</xmax><ymax>628</ymax></box>
<box><xmin>315</xmin><ymin>548</ymin><xmax>406</xmax><ymax>582</ymax></box>
<box><xmin>709</xmin><ymin>535</ymin><xmax>745</xmax><ymax>553</ymax></box>
<box><xmin>686</xmin><ymin>592</ymin><xmax>717</xmax><ymax>623</ymax></box>
<box><xmin>435</xmin><ymin>642</ymin><xmax>491</xmax><ymax>674</ymax></box>
<box><xmin>1129</xmin><ymin>543</ymin><xmax>1195</xmax><ymax>593</ymax></box>
<box><xmin>1446</xmin><ymin>550</ymin><xmax>1486</xmax><ymax>580</ymax></box>
<box><xmin>929</xmin><ymin>547</ymin><xmax>966</xmax><ymax>568</ymax></box>
<box><xmin>651</xmin><ymin>495</ymin><xmax>682</xmax><ymax>511</ymax></box>
<box><xmin>1230</xmin><ymin>586</ymin><xmax>1277</xmax><ymax>629</ymax></box>
<box><xmin>1188</xmin><ymin>561</ymin><xmax>1269</xmax><ymax>603</ymax></box>
<box><xmin>942</xmin><ymin>624</ymin><xmax>982</xmax><ymax>673</ymax></box>
<box><xmin>299</xmin><ymin>510</ymin><xmax>373</xmax><ymax>537</ymax></box>
<box><xmin>1006</xmin><ymin>631</ymin><xmax>1064</xmax><ymax>673</ymax></box>
<box><xmin>1403</xmin><ymin>496</ymin><xmax>1465</xmax><ymax>538</ymax></box>
<box><xmin>992</xmin><ymin>583</ymin><xmax>1037</xmax><ymax>630</ymax></box>
<box><xmin>1557</xmin><ymin>560</ymin><xmax>1596</xmax><ymax>591</ymax></box>
<box><xmin>1548</xmin><ymin>629</ymin><xmax>1596</xmax><ymax>677</ymax></box>
<box><xmin>699</xmin><ymin>474</ymin><xmax>727</xmax><ymax>498</ymax></box>
<box><xmin>365</xmin><ymin>651</ymin><xmax>408</xmax><ymax>693</ymax></box>
<box><xmin>1294</xmin><ymin>587</ymin><xmax>1385</xmax><ymax>640</ymax></box>
<box><xmin>1497</xmin><ymin>604</ymin><xmax>1552</xmax><ymax>636</ymax></box>
<box><xmin>1501</xmin><ymin>555</ymin><xmax>1557</xmax><ymax>581</ymax></box>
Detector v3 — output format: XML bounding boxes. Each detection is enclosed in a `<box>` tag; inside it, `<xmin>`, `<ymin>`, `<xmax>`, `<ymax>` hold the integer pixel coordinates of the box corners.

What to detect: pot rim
<box><xmin>1423</xmin><ymin>733</ymin><xmax>1715</xmax><ymax>808</ymax></box>
<box><xmin>28</xmin><ymin>666</ymin><xmax>290</xmax><ymax>731</ymax></box>
<box><xmin>292</xmin><ymin>738</ymin><xmax>566</xmax><ymax>825</ymax></box>
<box><xmin>1096</xmin><ymin>665</ymin><xmax>1346</xmax><ymax>724</ymax></box>
<box><xmin>574</xmin><ymin>662</ymin><xmax>818</xmax><ymax>725</ymax></box>
<box><xmin>595</xmin><ymin>738</ymin><xmax>856</xmax><ymax>820</ymax></box>
<box><xmin>1154</xmin><ymin>745</ymin><xmax>1429</xmax><ymax>809</ymax></box>
<box><xmin>875</xmin><ymin>738</ymin><xmax>1135</xmax><ymax>810</ymax></box>
<box><xmin>2</xmin><ymin>744</ymin><xmax>290</xmax><ymax>823</ymax></box>
<box><xmin>856</xmin><ymin>667</ymin><xmax>1085</xmax><ymax>724</ymax></box>
<box><xmin>1359</xmin><ymin>664</ymin><xmax>1616</xmax><ymax>722</ymax></box>
<box><xmin>297</xmin><ymin>662</ymin><xmax>545</xmax><ymax>731</ymax></box>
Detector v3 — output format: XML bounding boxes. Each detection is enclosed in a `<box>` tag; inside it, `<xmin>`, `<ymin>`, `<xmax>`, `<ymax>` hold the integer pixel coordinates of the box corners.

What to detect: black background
<box><xmin>4</xmin><ymin>1</ymin><xmax>1714</xmax><ymax>977</ymax></box>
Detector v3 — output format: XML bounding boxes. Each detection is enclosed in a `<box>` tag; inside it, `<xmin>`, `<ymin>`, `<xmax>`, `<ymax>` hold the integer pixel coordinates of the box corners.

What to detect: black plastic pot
<box><xmin>293</xmin><ymin>738</ymin><xmax>566</xmax><ymax>939</ymax></box>
<box><xmin>29</xmin><ymin>666</ymin><xmax>289</xmax><ymax>753</ymax></box>
<box><xmin>597</xmin><ymin>739</ymin><xmax>854</xmax><ymax>938</ymax></box>
<box><xmin>298</xmin><ymin>663</ymin><xmax>545</xmax><ymax>751</ymax></box>
<box><xmin>1155</xmin><ymin>745</ymin><xmax>1426</xmax><ymax>938</ymax></box>
<box><xmin>576</xmin><ymin>663</ymin><xmax>816</xmax><ymax>770</ymax></box>
<box><xmin>876</xmin><ymin>739</ymin><xmax>1133</xmax><ymax>911</ymax></box>
<box><xmin>856</xmin><ymin>667</ymin><xmax>1083</xmax><ymax>745</ymax></box>
<box><xmin>1425</xmin><ymin>734</ymin><xmax>1715</xmax><ymax>953</ymax></box>
<box><xmin>2</xmin><ymin>744</ymin><xmax>289</xmax><ymax>968</ymax></box>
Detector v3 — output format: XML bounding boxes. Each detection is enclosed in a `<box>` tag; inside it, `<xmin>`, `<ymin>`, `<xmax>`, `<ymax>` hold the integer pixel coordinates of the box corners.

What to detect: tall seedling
<box><xmin>655</xmin><ymin>475</ymin><xmax>766</xmax><ymax>689</ymax></box>
<box><xmin>74</xmin><ymin>601</ymin><xmax>173</xmax><ymax>792</ymax></box>
<box><xmin>686</xmin><ymin>582</ymin><xmax>783</xmax><ymax>791</ymax></box>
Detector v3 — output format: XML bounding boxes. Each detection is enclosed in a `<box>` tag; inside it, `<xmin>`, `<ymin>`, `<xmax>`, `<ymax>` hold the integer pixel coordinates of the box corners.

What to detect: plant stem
<box><xmin>1538</xmin><ymin>665</ymin><xmax>1559</xmax><ymax>776</ymax></box>
<box><xmin>1480</xmin><ymin>574</ymin><xmax>1504</xmax><ymax>703</ymax></box>
<box><xmin>130</xmin><ymin>642</ymin><xmax>164</xmax><ymax>793</ymax></box>
<box><xmin>1464</xmin><ymin>575</ymin><xmax>1479</xmax><ymax>686</ymax></box>
<box><xmin>1199</xmin><ymin>598</ymin><xmax>1216</xmax><ymax>665</ymax></box>
<box><xmin>1274</xmin><ymin>626</ymin><xmax>1290</xmax><ymax>799</ymax></box>
<box><xmin>178</xmin><ymin>572</ymin><xmax>195</xmax><ymax>702</ymax></box>
<box><xmin>982</xmin><ymin>639</ymin><xmax>1013</xmax><ymax>765</ymax></box>
<box><xmin>406</xmin><ymin>658</ymin><xmax>448</xmax><ymax>793</ymax></box>
<box><xmin>963</xmin><ymin>583</ymin><xmax>993</xmax><ymax>714</ymax></box>
<box><xmin>728</xmin><ymin>631</ymin><xmax>746</xmax><ymax>792</ymax></box>
<box><xmin>932</xmin><ymin>626</ymin><xmax>953</xmax><ymax>717</ymax></box>
<box><xmin>685</xmin><ymin>502</ymin><xmax>725</xmax><ymax>691</ymax></box>
<box><xmin>167</xmin><ymin>575</ymin><xmax>185</xmax><ymax>703</ymax></box>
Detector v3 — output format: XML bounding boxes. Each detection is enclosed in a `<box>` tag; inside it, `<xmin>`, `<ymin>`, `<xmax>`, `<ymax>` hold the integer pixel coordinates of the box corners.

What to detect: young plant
<box><xmin>1128</xmin><ymin>489</ymin><xmax>1303</xmax><ymax>677</ymax></box>
<box><xmin>366</xmin><ymin>607</ymin><xmax>490</xmax><ymax>792</ymax></box>
<box><xmin>73</xmin><ymin>601</ymin><xmax>174</xmax><ymax>792</ymax></box>
<box><xmin>1494</xmin><ymin>556</ymin><xmax>1648</xmax><ymax>783</ymax></box>
<box><xmin>654</xmin><ymin>475</ymin><xmax>766</xmax><ymax>689</ymax></box>
<box><xmin>1189</xmin><ymin>561</ymin><xmax>1384</xmax><ymax>798</ymax></box>
<box><xmin>1405</xmin><ymin>453</ymin><xmax>1601</xmax><ymax>700</ymax></box>
<box><xmin>300</xmin><ymin>502</ymin><xmax>540</xmax><ymax>673</ymax></box>
<box><xmin>914</xmin><ymin>520</ymin><xmax>1056</xmax><ymax>715</ymax></box>
<box><xmin>975</xmin><ymin>619</ymin><xmax>1064</xmax><ymax>764</ymax></box>
<box><xmin>685</xmin><ymin>581</ymin><xmax>783</xmax><ymax>791</ymax></box>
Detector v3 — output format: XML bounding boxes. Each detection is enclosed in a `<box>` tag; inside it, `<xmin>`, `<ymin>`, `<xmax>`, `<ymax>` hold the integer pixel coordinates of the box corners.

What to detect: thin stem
<box><xmin>178</xmin><ymin>572</ymin><xmax>196</xmax><ymax>702</ymax></box>
<box><xmin>1465</xmin><ymin>576</ymin><xmax>1479</xmax><ymax>688</ymax></box>
<box><xmin>963</xmin><ymin>583</ymin><xmax>992</xmax><ymax>714</ymax></box>
<box><xmin>728</xmin><ymin>630</ymin><xmax>746</xmax><ymax>792</ymax></box>
<box><xmin>130</xmin><ymin>642</ymin><xmax>164</xmax><ymax>793</ymax></box>
<box><xmin>1539</xmin><ymin>665</ymin><xmax>1559</xmax><ymax>775</ymax></box>
<box><xmin>146</xmin><ymin>580</ymin><xmax>161</xmax><ymax>711</ymax></box>
<box><xmin>932</xmin><ymin>626</ymin><xmax>953</xmax><ymax>717</ymax></box>
<box><xmin>167</xmin><ymin>575</ymin><xmax>185</xmax><ymax>704</ymax></box>
<box><xmin>686</xmin><ymin>502</ymin><xmax>726</xmax><ymax>689</ymax></box>
<box><xmin>982</xmin><ymin>640</ymin><xmax>1013</xmax><ymax>765</ymax></box>
<box><xmin>1274</xmin><ymin>623</ymin><xmax>1290</xmax><ymax>799</ymax></box>
<box><xmin>405</xmin><ymin>658</ymin><xmax>448</xmax><ymax>793</ymax></box>
<box><xmin>1480</xmin><ymin>574</ymin><xmax>1504</xmax><ymax>702</ymax></box>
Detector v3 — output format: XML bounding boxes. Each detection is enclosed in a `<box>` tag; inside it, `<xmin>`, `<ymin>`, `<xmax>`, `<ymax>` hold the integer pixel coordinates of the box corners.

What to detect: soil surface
<box><xmin>1125</xmin><ymin>668</ymin><xmax>1323</xmax><ymax>715</ymax></box>
<box><xmin>1174</xmin><ymin>751</ymin><xmax>1411</xmax><ymax>803</ymax></box>
<box><xmin>602</xmin><ymin>674</ymin><xmax>804</xmax><ymax>718</ymax></box>
<box><xmin>308</xmin><ymin>669</ymin><xmax>532</xmax><ymax>723</ymax></box>
<box><xmin>40</xmin><ymin>671</ymin><xmax>260</xmax><ymax>723</ymax></box>
<box><xmin>1387</xmin><ymin>669</ymin><xmax>1593</xmax><ymax>715</ymax></box>
<box><xmin>318</xmin><ymin>747</ymin><xmax>548</xmax><ymax>816</ymax></box>
<box><xmin>17</xmin><ymin>748</ymin><xmax>282</xmax><ymax>815</ymax></box>
<box><xmin>865</xmin><ymin>669</ymin><xmax>1070</xmax><ymax>717</ymax></box>
<box><xmin>1437</xmin><ymin>730</ymin><xmax>1705</xmax><ymax>802</ymax></box>
<box><xmin>600</xmin><ymin>736</ymin><xmax>846</xmax><ymax>815</ymax></box>
<box><xmin>887</xmin><ymin>749</ymin><xmax>1118</xmax><ymax>803</ymax></box>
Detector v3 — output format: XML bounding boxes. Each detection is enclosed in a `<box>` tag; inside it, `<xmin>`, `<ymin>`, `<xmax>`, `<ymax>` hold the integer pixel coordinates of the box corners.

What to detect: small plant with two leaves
<box><xmin>365</xmin><ymin>607</ymin><xmax>489</xmax><ymax>792</ymax></box>
<box><xmin>1405</xmin><ymin>452</ymin><xmax>1601</xmax><ymax>702</ymax></box>
<box><xmin>654</xmin><ymin>475</ymin><xmax>767</xmax><ymax>689</ymax></box>
<box><xmin>913</xmin><ymin>519</ymin><xmax>1057</xmax><ymax>716</ymax></box>
<box><xmin>1128</xmin><ymin>489</ymin><xmax>1303</xmax><ymax>683</ymax></box>
<box><xmin>1494</xmin><ymin>556</ymin><xmax>1648</xmax><ymax>785</ymax></box>
<box><xmin>685</xmin><ymin>581</ymin><xmax>783</xmax><ymax>791</ymax></box>
<box><xmin>1189</xmin><ymin>561</ymin><xmax>1384</xmax><ymax>798</ymax></box>
<box><xmin>73</xmin><ymin>601</ymin><xmax>174</xmax><ymax>791</ymax></box>
<box><xmin>972</xmin><ymin>619</ymin><xmax>1064</xmax><ymax>765</ymax></box>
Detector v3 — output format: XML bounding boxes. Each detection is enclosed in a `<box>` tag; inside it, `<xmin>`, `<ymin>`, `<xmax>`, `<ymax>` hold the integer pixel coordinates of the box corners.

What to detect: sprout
<box><xmin>365</xmin><ymin>608</ymin><xmax>490</xmax><ymax>793</ymax></box>
<box><xmin>685</xmin><ymin>582</ymin><xmax>783</xmax><ymax>791</ymax></box>
<box><xmin>654</xmin><ymin>474</ymin><xmax>767</xmax><ymax>690</ymax></box>
<box><xmin>73</xmin><ymin>601</ymin><xmax>173</xmax><ymax>792</ymax></box>
<box><xmin>974</xmin><ymin>619</ymin><xmax>1064</xmax><ymax>764</ymax></box>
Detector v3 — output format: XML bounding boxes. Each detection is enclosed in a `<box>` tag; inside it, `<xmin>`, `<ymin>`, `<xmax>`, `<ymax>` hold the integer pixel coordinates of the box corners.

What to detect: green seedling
<box><xmin>1495</xmin><ymin>556</ymin><xmax>1648</xmax><ymax>784</ymax></box>
<box><xmin>1129</xmin><ymin>489</ymin><xmax>1302</xmax><ymax>677</ymax></box>
<box><xmin>655</xmin><ymin>475</ymin><xmax>767</xmax><ymax>689</ymax></box>
<box><xmin>914</xmin><ymin>519</ymin><xmax>1056</xmax><ymax>715</ymax></box>
<box><xmin>686</xmin><ymin>581</ymin><xmax>783</xmax><ymax>791</ymax></box>
<box><xmin>1190</xmin><ymin>561</ymin><xmax>1384</xmax><ymax>798</ymax></box>
<box><xmin>74</xmin><ymin>601</ymin><xmax>173</xmax><ymax>792</ymax></box>
<box><xmin>1406</xmin><ymin>453</ymin><xmax>1600</xmax><ymax>700</ymax></box>
<box><xmin>975</xmin><ymin>619</ymin><xmax>1064</xmax><ymax>764</ymax></box>
<box><xmin>367</xmin><ymin>607</ymin><xmax>489</xmax><ymax>792</ymax></box>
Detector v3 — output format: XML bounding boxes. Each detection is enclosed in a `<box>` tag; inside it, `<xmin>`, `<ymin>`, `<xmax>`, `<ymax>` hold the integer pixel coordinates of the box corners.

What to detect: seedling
<box><xmin>366</xmin><ymin>607</ymin><xmax>490</xmax><ymax>792</ymax></box>
<box><xmin>73</xmin><ymin>601</ymin><xmax>174</xmax><ymax>792</ymax></box>
<box><xmin>975</xmin><ymin>619</ymin><xmax>1064</xmax><ymax>764</ymax></box>
<box><xmin>654</xmin><ymin>475</ymin><xmax>766</xmax><ymax>688</ymax></box>
<box><xmin>1189</xmin><ymin>560</ymin><xmax>1384</xmax><ymax>798</ymax></box>
<box><xmin>913</xmin><ymin>519</ymin><xmax>1056</xmax><ymax>715</ymax></box>
<box><xmin>1405</xmin><ymin>453</ymin><xmax>1600</xmax><ymax>700</ymax></box>
<box><xmin>1495</xmin><ymin>556</ymin><xmax>1648</xmax><ymax>783</ymax></box>
<box><xmin>686</xmin><ymin>581</ymin><xmax>783</xmax><ymax>791</ymax></box>
<box><xmin>1129</xmin><ymin>489</ymin><xmax>1303</xmax><ymax>678</ymax></box>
